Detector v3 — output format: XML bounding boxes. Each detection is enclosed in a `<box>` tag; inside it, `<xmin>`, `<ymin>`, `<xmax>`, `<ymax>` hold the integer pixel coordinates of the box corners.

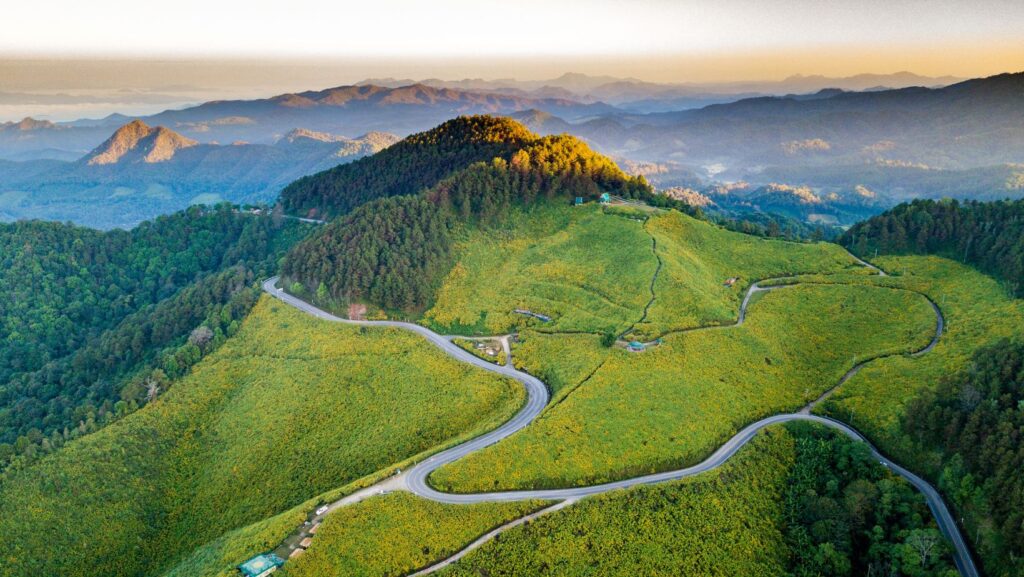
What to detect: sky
<box><xmin>3</xmin><ymin>0</ymin><xmax>1023</xmax><ymax>72</ymax></box>
<box><xmin>1</xmin><ymin>0</ymin><xmax>1022</xmax><ymax>120</ymax></box>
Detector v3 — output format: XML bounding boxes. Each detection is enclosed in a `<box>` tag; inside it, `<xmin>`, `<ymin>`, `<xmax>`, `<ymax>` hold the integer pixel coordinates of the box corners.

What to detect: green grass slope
<box><xmin>424</xmin><ymin>204</ymin><xmax>657</xmax><ymax>335</ymax></box>
<box><xmin>0</xmin><ymin>297</ymin><xmax>522</xmax><ymax>577</ymax></box>
<box><xmin>423</xmin><ymin>206</ymin><xmax>857</xmax><ymax>338</ymax></box>
<box><xmin>431</xmin><ymin>282</ymin><xmax>936</xmax><ymax>492</ymax></box>
<box><xmin>281</xmin><ymin>493</ymin><xmax>544</xmax><ymax>577</ymax></box>
<box><xmin>638</xmin><ymin>210</ymin><xmax>863</xmax><ymax>339</ymax></box>
<box><xmin>799</xmin><ymin>256</ymin><xmax>1024</xmax><ymax>575</ymax></box>
<box><xmin>438</xmin><ymin>424</ymin><xmax>956</xmax><ymax>577</ymax></box>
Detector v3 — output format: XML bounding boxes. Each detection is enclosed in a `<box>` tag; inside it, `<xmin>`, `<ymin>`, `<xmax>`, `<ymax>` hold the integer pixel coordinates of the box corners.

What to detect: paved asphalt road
<box><xmin>262</xmin><ymin>274</ymin><xmax>978</xmax><ymax>577</ymax></box>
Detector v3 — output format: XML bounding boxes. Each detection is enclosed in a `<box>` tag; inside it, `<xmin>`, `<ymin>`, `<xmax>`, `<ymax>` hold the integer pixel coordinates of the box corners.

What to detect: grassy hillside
<box><xmin>424</xmin><ymin>204</ymin><xmax>657</xmax><ymax>335</ymax></box>
<box><xmin>423</xmin><ymin>206</ymin><xmax>856</xmax><ymax>337</ymax></box>
<box><xmin>0</xmin><ymin>297</ymin><xmax>523</xmax><ymax>577</ymax></box>
<box><xmin>281</xmin><ymin>493</ymin><xmax>544</xmax><ymax>577</ymax></box>
<box><xmin>797</xmin><ymin>256</ymin><xmax>1024</xmax><ymax>576</ymax></box>
<box><xmin>430</xmin><ymin>282</ymin><xmax>936</xmax><ymax>492</ymax></box>
<box><xmin>637</xmin><ymin>210</ymin><xmax>861</xmax><ymax>338</ymax></box>
<box><xmin>438</xmin><ymin>424</ymin><xmax>955</xmax><ymax>577</ymax></box>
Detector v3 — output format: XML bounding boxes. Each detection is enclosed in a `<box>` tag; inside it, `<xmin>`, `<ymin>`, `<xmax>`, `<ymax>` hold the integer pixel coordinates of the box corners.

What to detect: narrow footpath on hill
<box><xmin>259</xmin><ymin>251</ymin><xmax>978</xmax><ymax>577</ymax></box>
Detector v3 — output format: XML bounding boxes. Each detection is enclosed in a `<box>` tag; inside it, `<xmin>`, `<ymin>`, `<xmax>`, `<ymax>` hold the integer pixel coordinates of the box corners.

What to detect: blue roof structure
<box><xmin>239</xmin><ymin>553</ymin><xmax>284</xmax><ymax>577</ymax></box>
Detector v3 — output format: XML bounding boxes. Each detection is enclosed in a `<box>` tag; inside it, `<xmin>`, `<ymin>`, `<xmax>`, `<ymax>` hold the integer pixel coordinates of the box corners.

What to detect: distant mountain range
<box><xmin>0</xmin><ymin>121</ymin><xmax>398</xmax><ymax>228</ymax></box>
<box><xmin>0</xmin><ymin>84</ymin><xmax>614</xmax><ymax>162</ymax></box>
<box><xmin>523</xmin><ymin>72</ymin><xmax>1024</xmax><ymax>172</ymax></box>
<box><xmin>357</xmin><ymin>71</ymin><xmax>964</xmax><ymax>112</ymax></box>
<box><xmin>1</xmin><ymin>71</ymin><xmax>1021</xmax><ymax>229</ymax></box>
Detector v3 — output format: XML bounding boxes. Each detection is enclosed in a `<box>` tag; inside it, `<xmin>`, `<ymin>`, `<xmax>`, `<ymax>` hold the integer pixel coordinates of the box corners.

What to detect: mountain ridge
<box><xmin>83</xmin><ymin>120</ymin><xmax>198</xmax><ymax>165</ymax></box>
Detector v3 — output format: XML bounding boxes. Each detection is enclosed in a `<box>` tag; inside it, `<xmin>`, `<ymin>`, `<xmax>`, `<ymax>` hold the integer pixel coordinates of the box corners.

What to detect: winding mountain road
<box><xmin>262</xmin><ymin>272</ymin><xmax>978</xmax><ymax>577</ymax></box>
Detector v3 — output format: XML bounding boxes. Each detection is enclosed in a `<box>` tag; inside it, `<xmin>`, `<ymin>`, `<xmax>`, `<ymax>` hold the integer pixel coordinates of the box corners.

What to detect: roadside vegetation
<box><xmin>806</xmin><ymin>256</ymin><xmax>1024</xmax><ymax>576</ymax></box>
<box><xmin>0</xmin><ymin>297</ymin><xmax>523</xmax><ymax>577</ymax></box>
<box><xmin>281</xmin><ymin>492</ymin><xmax>544</xmax><ymax>577</ymax></box>
<box><xmin>508</xmin><ymin>331</ymin><xmax>608</xmax><ymax>399</ymax></box>
<box><xmin>431</xmin><ymin>283</ymin><xmax>936</xmax><ymax>492</ymax></box>
<box><xmin>451</xmin><ymin>338</ymin><xmax>506</xmax><ymax>365</ymax></box>
<box><xmin>438</xmin><ymin>424</ymin><xmax>956</xmax><ymax>577</ymax></box>
<box><xmin>903</xmin><ymin>339</ymin><xmax>1024</xmax><ymax>576</ymax></box>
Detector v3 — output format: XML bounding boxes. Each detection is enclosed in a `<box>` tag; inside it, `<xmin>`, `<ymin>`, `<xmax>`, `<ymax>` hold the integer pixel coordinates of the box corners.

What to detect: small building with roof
<box><xmin>627</xmin><ymin>341</ymin><xmax>646</xmax><ymax>352</ymax></box>
<box><xmin>239</xmin><ymin>553</ymin><xmax>284</xmax><ymax>577</ymax></box>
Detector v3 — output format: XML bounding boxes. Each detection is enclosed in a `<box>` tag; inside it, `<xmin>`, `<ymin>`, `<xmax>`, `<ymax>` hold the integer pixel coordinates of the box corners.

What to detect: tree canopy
<box><xmin>842</xmin><ymin>198</ymin><xmax>1024</xmax><ymax>296</ymax></box>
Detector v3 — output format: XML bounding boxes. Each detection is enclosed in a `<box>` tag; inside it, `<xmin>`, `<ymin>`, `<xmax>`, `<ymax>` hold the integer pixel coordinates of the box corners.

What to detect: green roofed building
<box><xmin>239</xmin><ymin>553</ymin><xmax>285</xmax><ymax>577</ymax></box>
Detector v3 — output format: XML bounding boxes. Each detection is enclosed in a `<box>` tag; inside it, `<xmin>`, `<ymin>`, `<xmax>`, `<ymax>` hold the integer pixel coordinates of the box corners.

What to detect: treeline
<box><xmin>284</xmin><ymin>196</ymin><xmax>456</xmax><ymax>312</ymax></box>
<box><xmin>715</xmin><ymin>211</ymin><xmax>840</xmax><ymax>242</ymax></box>
<box><xmin>283</xmin><ymin>131</ymin><xmax>654</xmax><ymax>312</ymax></box>
<box><xmin>842</xmin><ymin>198</ymin><xmax>1024</xmax><ymax>296</ymax></box>
<box><xmin>0</xmin><ymin>205</ymin><xmax>307</xmax><ymax>467</ymax></box>
<box><xmin>279</xmin><ymin>115</ymin><xmax>535</xmax><ymax>218</ymax></box>
<box><xmin>783</xmin><ymin>422</ymin><xmax>956</xmax><ymax>576</ymax></box>
<box><xmin>903</xmin><ymin>339</ymin><xmax>1024</xmax><ymax>575</ymax></box>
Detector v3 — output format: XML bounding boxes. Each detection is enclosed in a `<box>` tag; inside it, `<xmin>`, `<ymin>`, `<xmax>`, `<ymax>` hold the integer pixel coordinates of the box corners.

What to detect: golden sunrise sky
<box><xmin>1</xmin><ymin>0</ymin><xmax>1022</xmax><ymax>83</ymax></box>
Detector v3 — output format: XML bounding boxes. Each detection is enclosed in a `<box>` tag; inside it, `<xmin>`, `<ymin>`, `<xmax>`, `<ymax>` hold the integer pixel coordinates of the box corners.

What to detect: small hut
<box><xmin>239</xmin><ymin>554</ymin><xmax>285</xmax><ymax>577</ymax></box>
<box><xmin>627</xmin><ymin>341</ymin><xmax>646</xmax><ymax>352</ymax></box>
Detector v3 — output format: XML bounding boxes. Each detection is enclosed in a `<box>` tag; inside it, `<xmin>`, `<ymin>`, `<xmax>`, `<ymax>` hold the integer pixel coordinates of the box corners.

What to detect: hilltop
<box><xmin>281</xmin><ymin>116</ymin><xmax>677</xmax><ymax>312</ymax></box>
<box><xmin>83</xmin><ymin>120</ymin><xmax>198</xmax><ymax>165</ymax></box>
<box><xmin>280</xmin><ymin>115</ymin><xmax>537</xmax><ymax>218</ymax></box>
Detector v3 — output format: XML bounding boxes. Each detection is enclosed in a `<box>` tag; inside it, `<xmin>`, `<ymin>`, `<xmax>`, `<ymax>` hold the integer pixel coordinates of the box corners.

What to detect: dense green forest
<box><xmin>842</xmin><ymin>198</ymin><xmax>1024</xmax><ymax>296</ymax></box>
<box><xmin>903</xmin><ymin>339</ymin><xmax>1024</xmax><ymax>572</ymax></box>
<box><xmin>282</xmin><ymin>123</ymin><xmax>658</xmax><ymax>312</ymax></box>
<box><xmin>279</xmin><ymin>116</ymin><xmax>535</xmax><ymax>218</ymax></box>
<box><xmin>782</xmin><ymin>423</ymin><xmax>956</xmax><ymax>576</ymax></box>
<box><xmin>0</xmin><ymin>205</ymin><xmax>307</xmax><ymax>467</ymax></box>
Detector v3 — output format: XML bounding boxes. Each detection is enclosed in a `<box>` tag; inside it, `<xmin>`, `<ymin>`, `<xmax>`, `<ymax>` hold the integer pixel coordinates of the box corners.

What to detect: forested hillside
<box><xmin>0</xmin><ymin>206</ymin><xmax>308</xmax><ymax>467</ymax></box>
<box><xmin>903</xmin><ymin>339</ymin><xmax>1024</xmax><ymax>571</ymax></box>
<box><xmin>281</xmin><ymin>118</ymin><xmax>660</xmax><ymax>312</ymax></box>
<box><xmin>0</xmin><ymin>298</ymin><xmax>522</xmax><ymax>577</ymax></box>
<box><xmin>842</xmin><ymin>198</ymin><xmax>1024</xmax><ymax>296</ymax></box>
<box><xmin>279</xmin><ymin>116</ymin><xmax>535</xmax><ymax>218</ymax></box>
